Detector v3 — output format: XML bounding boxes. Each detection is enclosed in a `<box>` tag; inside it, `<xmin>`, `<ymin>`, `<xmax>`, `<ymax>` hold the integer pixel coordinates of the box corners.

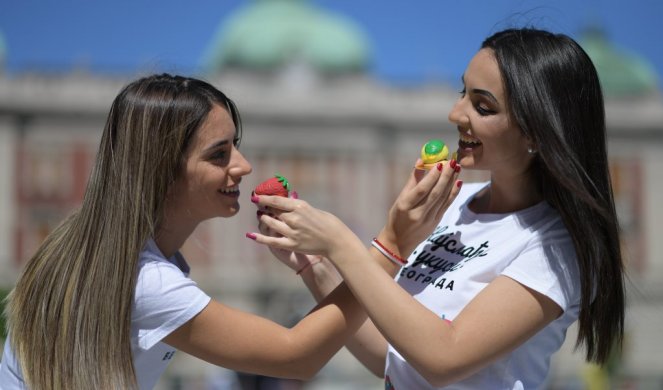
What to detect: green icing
<box><xmin>424</xmin><ymin>139</ymin><xmax>445</xmax><ymax>155</ymax></box>
<box><xmin>275</xmin><ymin>173</ymin><xmax>290</xmax><ymax>191</ymax></box>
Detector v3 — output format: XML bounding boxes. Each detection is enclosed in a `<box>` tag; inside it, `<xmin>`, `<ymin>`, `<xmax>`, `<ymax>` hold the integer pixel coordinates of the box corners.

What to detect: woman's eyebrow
<box><xmin>203</xmin><ymin>139</ymin><xmax>229</xmax><ymax>153</ymax></box>
<box><xmin>461</xmin><ymin>74</ymin><xmax>499</xmax><ymax>106</ymax></box>
<box><xmin>471</xmin><ymin>88</ymin><xmax>499</xmax><ymax>105</ymax></box>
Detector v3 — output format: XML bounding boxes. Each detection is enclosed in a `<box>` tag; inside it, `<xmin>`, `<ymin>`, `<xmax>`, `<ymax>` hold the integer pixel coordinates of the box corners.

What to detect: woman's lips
<box><xmin>219</xmin><ymin>190</ymin><xmax>240</xmax><ymax>198</ymax></box>
<box><xmin>458</xmin><ymin>140</ymin><xmax>480</xmax><ymax>150</ymax></box>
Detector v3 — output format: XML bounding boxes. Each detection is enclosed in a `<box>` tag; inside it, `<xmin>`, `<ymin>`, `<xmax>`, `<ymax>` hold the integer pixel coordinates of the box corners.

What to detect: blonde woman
<box><xmin>0</xmin><ymin>73</ymin><xmax>461</xmax><ymax>389</ymax></box>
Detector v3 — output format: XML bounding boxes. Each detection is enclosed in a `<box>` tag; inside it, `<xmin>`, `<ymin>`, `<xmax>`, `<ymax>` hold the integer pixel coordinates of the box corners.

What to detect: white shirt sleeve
<box><xmin>501</xmin><ymin>227</ymin><xmax>581</xmax><ymax>312</ymax></box>
<box><xmin>132</xmin><ymin>258</ymin><xmax>211</xmax><ymax>351</ymax></box>
<box><xmin>0</xmin><ymin>337</ymin><xmax>27</xmax><ymax>389</ymax></box>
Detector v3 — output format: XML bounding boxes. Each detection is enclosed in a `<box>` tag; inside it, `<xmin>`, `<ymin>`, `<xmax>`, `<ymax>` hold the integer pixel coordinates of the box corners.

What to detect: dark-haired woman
<box><xmin>250</xmin><ymin>28</ymin><xmax>625</xmax><ymax>389</ymax></box>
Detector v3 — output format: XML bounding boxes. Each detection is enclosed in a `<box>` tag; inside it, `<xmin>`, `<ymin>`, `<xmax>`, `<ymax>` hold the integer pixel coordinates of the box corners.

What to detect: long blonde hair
<box><xmin>5</xmin><ymin>74</ymin><xmax>242</xmax><ymax>389</ymax></box>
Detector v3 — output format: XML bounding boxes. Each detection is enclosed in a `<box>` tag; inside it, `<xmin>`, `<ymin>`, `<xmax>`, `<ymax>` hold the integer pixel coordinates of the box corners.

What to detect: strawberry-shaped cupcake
<box><xmin>253</xmin><ymin>174</ymin><xmax>291</xmax><ymax>197</ymax></box>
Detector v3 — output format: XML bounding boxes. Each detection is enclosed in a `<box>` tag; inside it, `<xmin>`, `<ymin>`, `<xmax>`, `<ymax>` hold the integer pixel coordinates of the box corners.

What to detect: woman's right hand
<box><xmin>256</xmin><ymin>207</ymin><xmax>324</xmax><ymax>274</ymax></box>
<box><xmin>247</xmin><ymin>192</ymin><xmax>363</xmax><ymax>263</ymax></box>
<box><xmin>381</xmin><ymin>159</ymin><xmax>462</xmax><ymax>256</ymax></box>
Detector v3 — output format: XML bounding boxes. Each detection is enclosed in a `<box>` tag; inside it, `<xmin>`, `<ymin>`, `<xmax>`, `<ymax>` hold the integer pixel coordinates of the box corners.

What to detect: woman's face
<box><xmin>448</xmin><ymin>48</ymin><xmax>533</xmax><ymax>175</ymax></box>
<box><xmin>166</xmin><ymin>104</ymin><xmax>252</xmax><ymax>223</ymax></box>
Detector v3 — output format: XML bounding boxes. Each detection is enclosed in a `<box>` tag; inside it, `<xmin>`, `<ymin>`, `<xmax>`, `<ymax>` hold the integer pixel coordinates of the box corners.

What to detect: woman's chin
<box><xmin>216</xmin><ymin>205</ymin><xmax>240</xmax><ymax>219</ymax></box>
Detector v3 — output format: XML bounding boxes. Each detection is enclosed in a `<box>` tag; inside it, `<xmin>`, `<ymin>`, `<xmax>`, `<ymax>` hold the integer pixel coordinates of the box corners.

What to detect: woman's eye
<box><xmin>209</xmin><ymin>150</ymin><xmax>227</xmax><ymax>161</ymax></box>
<box><xmin>476</xmin><ymin>105</ymin><xmax>490</xmax><ymax>115</ymax></box>
<box><xmin>459</xmin><ymin>87</ymin><xmax>495</xmax><ymax>115</ymax></box>
<box><xmin>475</xmin><ymin>102</ymin><xmax>496</xmax><ymax>116</ymax></box>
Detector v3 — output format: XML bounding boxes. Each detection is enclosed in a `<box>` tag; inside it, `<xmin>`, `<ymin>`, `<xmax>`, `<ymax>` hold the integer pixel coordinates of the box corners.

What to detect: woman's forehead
<box><xmin>196</xmin><ymin>105</ymin><xmax>236</xmax><ymax>142</ymax></box>
<box><xmin>465</xmin><ymin>49</ymin><xmax>505</xmax><ymax>100</ymax></box>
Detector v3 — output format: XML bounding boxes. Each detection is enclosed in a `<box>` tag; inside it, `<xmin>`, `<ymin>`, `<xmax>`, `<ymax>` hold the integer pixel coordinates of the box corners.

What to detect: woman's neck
<box><xmin>154</xmin><ymin>218</ymin><xmax>198</xmax><ymax>258</ymax></box>
<box><xmin>470</xmin><ymin>172</ymin><xmax>542</xmax><ymax>214</ymax></box>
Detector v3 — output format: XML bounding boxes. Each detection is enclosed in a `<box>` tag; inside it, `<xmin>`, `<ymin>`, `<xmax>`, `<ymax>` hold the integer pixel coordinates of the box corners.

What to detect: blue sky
<box><xmin>1</xmin><ymin>0</ymin><xmax>661</xmax><ymax>88</ymax></box>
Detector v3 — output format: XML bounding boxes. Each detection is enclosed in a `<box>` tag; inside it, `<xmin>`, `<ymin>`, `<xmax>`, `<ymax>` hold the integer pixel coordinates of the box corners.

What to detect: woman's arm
<box><xmin>331</xmin><ymin>237</ymin><xmax>562</xmax><ymax>386</ymax></box>
<box><xmin>164</xmin><ymin>279</ymin><xmax>365</xmax><ymax>380</ymax></box>
<box><xmin>255</xmin><ymin>220</ymin><xmax>392</xmax><ymax>377</ymax></box>
<box><xmin>296</xmin><ymin>254</ymin><xmax>391</xmax><ymax>378</ymax></box>
<box><xmin>250</xmin><ymin>161</ymin><xmax>461</xmax><ymax>378</ymax></box>
<box><xmin>343</xmin><ymin>314</ymin><xmax>390</xmax><ymax>377</ymax></box>
<box><xmin>250</xmin><ymin>192</ymin><xmax>563</xmax><ymax>387</ymax></box>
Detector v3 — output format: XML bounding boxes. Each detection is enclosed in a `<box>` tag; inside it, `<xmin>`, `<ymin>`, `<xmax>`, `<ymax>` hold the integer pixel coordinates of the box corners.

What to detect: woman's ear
<box><xmin>527</xmin><ymin>144</ymin><xmax>537</xmax><ymax>155</ymax></box>
<box><xmin>523</xmin><ymin>135</ymin><xmax>537</xmax><ymax>155</ymax></box>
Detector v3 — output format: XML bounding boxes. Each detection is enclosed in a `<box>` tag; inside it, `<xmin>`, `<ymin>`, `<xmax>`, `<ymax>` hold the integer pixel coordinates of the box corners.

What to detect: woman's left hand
<box><xmin>381</xmin><ymin>159</ymin><xmax>462</xmax><ymax>256</ymax></box>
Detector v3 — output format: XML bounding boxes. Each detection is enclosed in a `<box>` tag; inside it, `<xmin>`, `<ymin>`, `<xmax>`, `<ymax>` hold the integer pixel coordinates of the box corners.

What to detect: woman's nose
<box><xmin>448</xmin><ymin>99</ymin><xmax>462</xmax><ymax>124</ymax></box>
<box><xmin>231</xmin><ymin>148</ymin><xmax>252</xmax><ymax>177</ymax></box>
<box><xmin>448</xmin><ymin>98</ymin><xmax>469</xmax><ymax>126</ymax></box>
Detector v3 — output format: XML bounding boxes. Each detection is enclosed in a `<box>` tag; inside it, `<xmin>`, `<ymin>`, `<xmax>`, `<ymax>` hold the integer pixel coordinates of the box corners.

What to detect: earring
<box><xmin>527</xmin><ymin>146</ymin><xmax>537</xmax><ymax>155</ymax></box>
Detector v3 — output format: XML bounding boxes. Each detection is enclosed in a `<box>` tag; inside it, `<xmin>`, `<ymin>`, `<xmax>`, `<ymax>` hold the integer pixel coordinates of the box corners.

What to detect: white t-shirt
<box><xmin>384</xmin><ymin>182</ymin><xmax>581</xmax><ymax>390</ymax></box>
<box><xmin>0</xmin><ymin>238</ymin><xmax>211</xmax><ymax>390</ymax></box>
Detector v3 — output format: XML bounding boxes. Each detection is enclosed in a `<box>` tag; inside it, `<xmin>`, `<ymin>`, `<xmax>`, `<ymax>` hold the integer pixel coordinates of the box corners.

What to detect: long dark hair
<box><xmin>481</xmin><ymin>28</ymin><xmax>624</xmax><ymax>364</ymax></box>
<box><xmin>6</xmin><ymin>74</ymin><xmax>242</xmax><ymax>389</ymax></box>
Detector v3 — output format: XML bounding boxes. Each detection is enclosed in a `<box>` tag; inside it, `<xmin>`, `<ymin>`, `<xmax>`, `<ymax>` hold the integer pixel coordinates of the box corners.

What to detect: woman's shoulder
<box><xmin>135</xmin><ymin>240</ymin><xmax>194</xmax><ymax>299</ymax></box>
<box><xmin>133</xmin><ymin>242</ymin><xmax>208</xmax><ymax>314</ymax></box>
<box><xmin>138</xmin><ymin>239</ymin><xmax>189</xmax><ymax>273</ymax></box>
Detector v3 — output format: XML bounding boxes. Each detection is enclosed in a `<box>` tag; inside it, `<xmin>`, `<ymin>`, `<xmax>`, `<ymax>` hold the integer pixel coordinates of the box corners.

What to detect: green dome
<box><xmin>580</xmin><ymin>28</ymin><xmax>659</xmax><ymax>97</ymax></box>
<box><xmin>202</xmin><ymin>0</ymin><xmax>371</xmax><ymax>73</ymax></box>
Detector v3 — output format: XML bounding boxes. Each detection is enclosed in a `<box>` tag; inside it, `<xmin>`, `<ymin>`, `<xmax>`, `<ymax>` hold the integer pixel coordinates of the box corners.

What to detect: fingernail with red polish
<box><xmin>245</xmin><ymin>232</ymin><xmax>257</xmax><ymax>240</ymax></box>
<box><xmin>437</xmin><ymin>163</ymin><xmax>443</xmax><ymax>171</ymax></box>
<box><xmin>251</xmin><ymin>194</ymin><xmax>259</xmax><ymax>203</ymax></box>
<box><xmin>450</xmin><ymin>159</ymin><xmax>457</xmax><ymax>169</ymax></box>
<box><xmin>456</xmin><ymin>180</ymin><xmax>463</xmax><ymax>188</ymax></box>
<box><xmin>455</xmin><ymin>165</ymin><xmax>461</xmax><ymax>173</ymax></box>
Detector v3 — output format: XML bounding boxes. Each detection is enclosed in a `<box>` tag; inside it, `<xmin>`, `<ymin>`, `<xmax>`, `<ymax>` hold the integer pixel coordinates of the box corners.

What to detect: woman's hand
<box><xmin>247</xmin><ymin>195</ymin><xmax>361</xmax><ymax>260</ymax></box>
<box><xmin>253</xmin><ymin>190</ymin><xmax>329</xmax><ymax>273</ymax></box>
<box><xmin>255</xmin><ymin>207</ymin><xmax>324</xmax><ymax>274</ymax></box>
<box><xmin>246</xmin><ymin>159</ymin><xmax>461</xmax><ymax>263</ymax></box>
<box><xmin>381</xmin><ymin>159</ymin><xmax>462</xmax><ymax>256</ymax></box>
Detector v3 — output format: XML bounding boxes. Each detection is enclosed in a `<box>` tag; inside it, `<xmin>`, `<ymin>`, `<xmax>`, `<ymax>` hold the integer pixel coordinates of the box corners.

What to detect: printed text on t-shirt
<box><xmin>400</xmin><ymin>226</ymin><xmax>490</xmax><ymax>290</ymax></box>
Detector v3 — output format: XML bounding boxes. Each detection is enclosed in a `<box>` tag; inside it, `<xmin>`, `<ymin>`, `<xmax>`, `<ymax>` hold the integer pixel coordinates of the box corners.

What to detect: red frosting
<box><xmin>254</xmin><ymin>174</ymin><xmax>290</xmax><ymax>197</ymax></box>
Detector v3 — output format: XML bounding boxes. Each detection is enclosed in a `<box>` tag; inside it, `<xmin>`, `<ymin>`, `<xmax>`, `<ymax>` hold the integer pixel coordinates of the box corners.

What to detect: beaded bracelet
<box><xmin>371</xmin><ymin>238</ymin><xmax>408</xmax><ymax>267</ymax></box>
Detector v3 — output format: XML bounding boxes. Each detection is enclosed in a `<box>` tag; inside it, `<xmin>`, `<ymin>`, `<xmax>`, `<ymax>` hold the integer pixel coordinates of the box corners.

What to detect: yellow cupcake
<box><xmin>415</xmin><ymin>139</ymin><xmax>452</xmax><ymax>170</ymax></box>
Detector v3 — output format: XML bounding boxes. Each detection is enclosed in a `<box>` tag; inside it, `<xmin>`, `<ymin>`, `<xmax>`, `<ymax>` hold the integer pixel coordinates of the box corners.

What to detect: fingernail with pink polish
<box><xmin>250</xmin><ymin>194</ymin><xmax>259</xmax><ymax>203</ymax></box>
<box><xmin>245</xmin><ymin>232</ymin><xmax>257</xmax><ymax>240</ymax></box>
<box><xmin>291</xmin><ymin>191</ymin><xmax>299</xmax><ymax>199</ymax></box>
